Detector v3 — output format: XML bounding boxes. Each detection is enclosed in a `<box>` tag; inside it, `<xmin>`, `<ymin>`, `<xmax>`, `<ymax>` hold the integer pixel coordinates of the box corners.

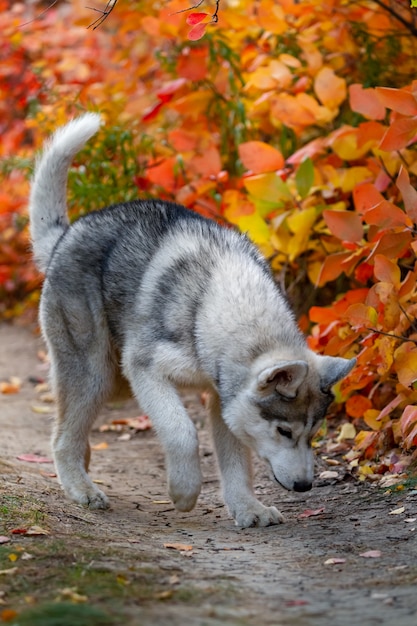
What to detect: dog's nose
<box><xmin>293</xmin><ymin>480</ymin><xmax>312</xmax><ymax>492</ymax></box>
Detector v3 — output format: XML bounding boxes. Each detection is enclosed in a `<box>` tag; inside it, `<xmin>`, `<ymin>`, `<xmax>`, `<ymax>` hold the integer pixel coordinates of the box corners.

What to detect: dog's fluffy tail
<box><xmin>29</xmin><ymin>113</ymin><xmax>102</xmax><ymax>273</ymax></box>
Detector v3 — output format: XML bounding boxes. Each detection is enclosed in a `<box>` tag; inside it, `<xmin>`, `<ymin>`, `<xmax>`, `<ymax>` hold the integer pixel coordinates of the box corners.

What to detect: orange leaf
<box><xmin>314</xmin><ymin>252</ymin><xmax>352</xmax><ymax>287</ymax></box>
<box><xmin>356</xmin><ymin>121</ymin><xmax>386</xmax><ymax>148</ymax></box>
<box><xmin>353</xmin><ymin>183</ymin><xmax>384</xmax><ymax>214</ymax></box>
<box><xmin>349</xmin><ymin>84</ymin><xmax>385</xmax><ymax>120</ymax></box>
<box><xmin>373</xmin><ymin>255</ymin><xmax>401</xmax><ymax>286</ymax></box>
<box><xmin>191</xmin><ymin>146</ymin><xmax>222</xmax><ymax>177</ymax></box>
<box><xmin>146</xmin><ymin>157</ymin><xmax>178</xmax><ymax>191</ymax></box>
<box><xmin>323</xmin><ymin>210</ymin><xmax>363</xmax><ymax>243</ymax></box>
<box><xmin>375</xmin><ymin>87</ymin><xmax>417</xmax><ymax>116</ymax></box>
<box><xmin>396</xmin><ymin>165</ymin><xmax>417</xmax><ymax>225</ymax></box>
<box><xmin>368</xmin><ymin>231</ymin><xmax>412</xmax><ymax>261</ymax></box>
<box><xmin>345</xmin><ymin>303</ymin><xmax>377</xmax><ymax>329</ymax></box>
<box><xmin>379</xmin><ymin>117</ymin><xmax>417</xmax><ymax>151</ymax></box>
<box><xmin>238</xmin><ymin>141</ymin><xmax>284</xmax><ymax>174</ymax></box>
<box><xmin>363</xmin><ymin>201</ymin><xmax>410</xmax><ymax>229</ymax></box>
<box><xmin>346</xmin><ymin>394</ymin><xmax>373</xmax><ymax>419</ymax></box>
<box><xmin>314</xmin><ymin>67</ymin><xmax>346</xmax><ymax>108</ymax></box>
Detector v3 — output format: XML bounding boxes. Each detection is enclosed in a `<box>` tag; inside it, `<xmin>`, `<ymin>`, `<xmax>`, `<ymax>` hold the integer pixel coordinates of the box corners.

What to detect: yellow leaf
<box><xmin>363</xmin><ymin>409</ymin><xmax>385</xmax><ymax>431</ymax></box>
<box><xmin>235</xmin><ymin>213</ymin><xmax>272</xmax><ymax>249</ymax></box>
<box><xmin>286</xmin><ymin>207</ymin><xmax>318</xmax><ymax>261</ymax></box>
<box><xmin>340</xmin><ymin>167</ymin><xmax>373</xmax><ymax>193</ymax></box>
<box><xmin>243</xmin><ymin>173</ymin><xmax>292</xmax><ymax>203</ymax></box>
<box><xmin>331</xmin><ymin>129</ymin><xmax>377</xmax><ymax>161</ymax></box>
<box><xmin>337</xmin><ymin>422</ymin><xmax>356</xmax><ymax>442</ymax></box>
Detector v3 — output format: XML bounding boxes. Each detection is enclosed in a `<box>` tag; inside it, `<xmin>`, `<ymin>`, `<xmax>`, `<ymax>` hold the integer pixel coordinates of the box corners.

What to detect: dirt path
<box><xmin>1</xmin><ymin>322</ymin><xmax>417</xmax><ymax>626</ymax></box>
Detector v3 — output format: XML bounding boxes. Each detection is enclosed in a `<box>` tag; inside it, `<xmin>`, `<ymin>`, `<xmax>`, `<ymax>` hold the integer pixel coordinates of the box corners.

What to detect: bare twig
<box><xmin>86</xmin><ymin>0</ymin><xmax>118</xmax><ymax>29</ymax></box>
<box><xmin>173</xmin><ymin>0</ymin><xmax>221</xmax><ymax>24</ymax></box>
<box><xmin>365</xmin><ymin>327</ymin><xmax>417</xmax><ymax>345</ymax></box>
<box><xmin>20</xmin><ymin>0</ymin><xmax>59</xmax><ymax>28</ymax></box>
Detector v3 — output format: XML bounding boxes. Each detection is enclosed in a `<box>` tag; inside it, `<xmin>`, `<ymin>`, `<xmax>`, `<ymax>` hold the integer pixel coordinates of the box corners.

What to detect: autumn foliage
<box><xmin>1</xmin><ymin>0</ymin><xmax>417</xmax><ymax>476</ymax></box>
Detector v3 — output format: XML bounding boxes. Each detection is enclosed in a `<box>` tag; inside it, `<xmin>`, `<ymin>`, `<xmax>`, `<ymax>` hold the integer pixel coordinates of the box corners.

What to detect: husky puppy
<box><xmin>29</xmin><ymin>114</ymin><xmax>355</xmax><ymax>528</ymax></box>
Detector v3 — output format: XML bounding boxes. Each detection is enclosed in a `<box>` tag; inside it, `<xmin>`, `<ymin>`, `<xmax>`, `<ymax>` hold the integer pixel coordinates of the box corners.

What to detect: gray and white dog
<box><xmin>29</xmin><ymin>114</ymin><xmax>355</xmax><ymax>528</ymax></box>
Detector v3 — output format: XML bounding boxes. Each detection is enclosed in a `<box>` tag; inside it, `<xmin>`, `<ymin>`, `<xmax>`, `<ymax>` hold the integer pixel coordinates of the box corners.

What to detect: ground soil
<box><xmin>1</xmin><ymin>322</ymin><xmax>417</xmax><ymax>626</ymax></box>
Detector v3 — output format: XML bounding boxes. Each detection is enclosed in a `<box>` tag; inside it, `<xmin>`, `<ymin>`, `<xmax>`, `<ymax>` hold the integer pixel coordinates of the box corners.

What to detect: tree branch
<box><xmin>86</xmin><ymin>0</ymin><xmax>118</xmax><ymax>29</ymax></box>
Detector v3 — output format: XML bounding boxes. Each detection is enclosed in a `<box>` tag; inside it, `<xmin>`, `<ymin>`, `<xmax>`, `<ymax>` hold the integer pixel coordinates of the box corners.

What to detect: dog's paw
<box><xmin>233</xmin><ymin>503</ymin><xmax>285</xmax><ymax>528</ymax></box>
<box><xmin>66</xmin><ymin>484</ymin><xmax>110</xmax><ymax>510</ymax></box>
<box><xmin>168</xmin><ymin>467</ymin><xmax>202</xmax><ymax>512</ymax></box>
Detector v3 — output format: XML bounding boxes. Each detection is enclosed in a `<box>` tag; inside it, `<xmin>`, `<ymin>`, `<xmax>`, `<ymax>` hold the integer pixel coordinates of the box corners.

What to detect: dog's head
<box><xmin>223</xmin><ymin>352</ymin><xmax>355</xmax><ymax>492</ymax></box>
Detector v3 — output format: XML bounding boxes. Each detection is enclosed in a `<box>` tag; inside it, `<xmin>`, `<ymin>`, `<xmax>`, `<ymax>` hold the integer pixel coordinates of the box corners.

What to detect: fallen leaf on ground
<box><xmin>58</xmin><ymin>587</ymin><xmax>87</xmax><ymax>603</ymax></box>
<box><xmin>16</xmin><ymin>454</ymin><xmax>53</xmax><ymax>463</ymax></box>
<box><xmin>389</xmin><ymin>506</ymin><xmax>405</xmax><ymax>515</ymax></box>
<box><xmin>38</xmin><ymin>392</ymin><xmax>55</xmax><ymax>403</ymax></box>
<box><xmin>405</xmin><ymin>517</ymin><xmax>416</xmax><ymax>523</ymax></box>
<box><xmin>324</xmin><ymin>557</ymin><xmax>346</xmax><ymax>565</ymax></box>
<box><xmin>0</xmin><ymin>608</ymin><xmax>18</xmax><ymax>621</ymax></box>
<box><xmin>337</xmin><ymin>422</ymin><xmax>356</xmax><ymax>442</ymax></box>
<box><xmin>11</xmin><ymin>526</ymin><xmax>49</xmax><ymax>536</ymax></box>
<box><xmin>319</xmin><ymin>470</ymin><xmax>339</xmax><ymax>479</ymax></box>
<box><xmin>298</xmin><ymin>507</ymin><xmax>325</xmax><ymax>519</ymax></box>
<box><xmin>112</xmin><ymin>415</ymin><xmax>152</xmax><ymax>431</ymax></box>
<box><xmin>359</xmin><ymin>550</ymin><xmax>382</xmax><ymax>558</ymax></box>
<box><xmin>0</xmin><ymin>567</ymin><xmax>18</xmax><ymax>576</ymax></box>
<box><xmin>285</xmin><ymin>599</ymin><xmax>309</xmax><ymax>606</ymax></box>
<box><xmin>31</xmin><ymin>404</ymin><xmax>54</xmax><ymax>414</ymax></box>
<box><xmin>155</xmin><ymin>589</ymin><xmax>174</xmax><ymax>599</ymax></box>
<box><xmin>91</xmin><ymin>442</ymin><xmax>109</xmax><ymax>451</ymax></box>
<box><xmin>0</xmin><ymin>377</ymin><xmax>21</xmax><ymax>394</ymax></box>
<box><xmin>26</xmin><ymin>526</ymin><xmax>49</xmax><ymax>536</ymax></box>
<box><xmin>39</xmin><ymin>470</ymin><xmax>57</xmax><ymax>478</ymax></box>
<box><xmin>163</xmin><ymin>543</ymin><xmax>193</xmax><ymax>551</ymax></box>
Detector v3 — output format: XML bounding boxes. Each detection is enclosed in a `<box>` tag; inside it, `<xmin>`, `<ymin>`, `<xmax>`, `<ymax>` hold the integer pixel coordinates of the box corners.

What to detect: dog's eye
<box><xmin>277</xmin><ymin>426</ymin><xmax>292</xmax><ymax>439</ymax></box>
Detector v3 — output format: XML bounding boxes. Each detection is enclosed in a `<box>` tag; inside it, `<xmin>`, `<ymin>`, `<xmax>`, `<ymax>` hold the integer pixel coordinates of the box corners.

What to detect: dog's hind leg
<box><xmin>208</xmin><ymin>393</ymin><xmax>285</xmax><ymax>528</ymax></box>
<box><xmin>43</xmin><ymin>305</ymin><xmax>114</xmax><ymax>509</ymax></box>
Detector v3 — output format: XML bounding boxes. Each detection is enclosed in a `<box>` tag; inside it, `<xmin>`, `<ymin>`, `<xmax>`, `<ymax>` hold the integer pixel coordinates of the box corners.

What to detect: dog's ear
<box><xmin>257</xmin><ymin>360</ymin><xmax>308</xmax><ymax>399</ymax></box>
<box><xmin>316</xmin><ymin>355</ymin><xmax>356</xmax><ymax>392</ymax></box>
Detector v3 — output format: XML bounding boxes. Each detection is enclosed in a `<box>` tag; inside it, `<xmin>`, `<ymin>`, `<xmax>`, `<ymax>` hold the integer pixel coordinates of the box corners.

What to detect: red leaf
<box><xmin>186</xmin><ymin>12</ymin><xmax>208</xmax><ymax>25</ymax></box>
<box><xmin>298</xmin><ymin>507</ymin><xmax>325</xmax><ymax>519</ymax></box>
<box><xmin>187</xmin><ymin>23</ymin><xmax>207</xmax><ymax>41</ymax></box>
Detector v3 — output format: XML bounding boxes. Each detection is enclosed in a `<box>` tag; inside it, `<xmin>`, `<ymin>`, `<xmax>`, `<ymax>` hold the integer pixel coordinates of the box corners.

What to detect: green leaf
<box><xmin>295</xmin><ymin>157</ymin><xmax>314</xmax><ymax>199</ymax></box>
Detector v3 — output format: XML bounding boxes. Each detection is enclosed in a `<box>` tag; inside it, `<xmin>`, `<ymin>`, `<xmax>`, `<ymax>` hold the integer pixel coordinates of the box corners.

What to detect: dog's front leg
<box><xmin>208</xmin><ymin>394</ymin><xmax>285</xmax><ymax>528</ymax></box>
<box><xmin>127</xmin><ymin>369</ymin><xmax>202</xmax><ymax>512</ymax></box>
